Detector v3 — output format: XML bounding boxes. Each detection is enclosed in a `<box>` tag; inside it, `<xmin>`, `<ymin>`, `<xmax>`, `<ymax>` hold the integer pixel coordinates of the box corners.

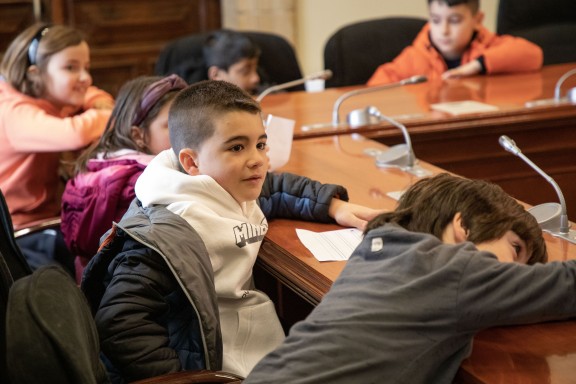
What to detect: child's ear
<box><xmin>442</xmin><ymin>212</ymin><xmax>468</xmax><ymax>244</ymax></box>
<box><xmin>474</xmin><ymin>10</ymin><xmax>485</xmax><ymax>27</ymax></box>
<box><xmin>207</xmin><ymin>66</ymin><xmax>221</xmax><ymax>80</ymax></box>
<box><xmin>130</xmin><ymin>126</ymin><xmax>147</xmax><ymax>151</ymax></box>
<box><xmin>26</xmin><ymin>65</ymin><xmax>40</xmax><ymax>82</ymax></box>
<box><xmin>452</xmin><ymin>212</ymin><xmax>469</xmax><ymax>243</ymax></box>
<box><xmin>178</xmin><ymin>148</ymin><xmax>200</xmax><ymax>175</ymax></box>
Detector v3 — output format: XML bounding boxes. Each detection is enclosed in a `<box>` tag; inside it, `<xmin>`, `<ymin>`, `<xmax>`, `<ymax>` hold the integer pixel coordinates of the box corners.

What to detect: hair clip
<box><xmin>27</xmin><ymin>27</ymin><xmax>50</xmax><ymax>66</ymax></box>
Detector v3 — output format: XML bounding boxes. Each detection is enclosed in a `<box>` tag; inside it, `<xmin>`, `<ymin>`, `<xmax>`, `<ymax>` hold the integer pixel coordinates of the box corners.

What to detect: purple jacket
<box><xmin>61</xmin><ymin>155</ymin><xmax>150</xmax><ymax>282</ymax></box>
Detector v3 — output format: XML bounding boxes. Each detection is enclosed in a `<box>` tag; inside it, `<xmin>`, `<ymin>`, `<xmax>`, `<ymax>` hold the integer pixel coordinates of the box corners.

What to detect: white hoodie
<box><xmin>135</xmin><ymin>149</ymin><xmax>285</xmax><ymax>377</ymax></box>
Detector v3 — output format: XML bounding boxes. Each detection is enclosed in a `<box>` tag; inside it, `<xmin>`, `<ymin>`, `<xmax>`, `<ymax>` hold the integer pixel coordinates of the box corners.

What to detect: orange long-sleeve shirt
<box><xmin>0</xmin><ymin>81</ymin><xmax>113</xmax><ymax>230</ymax></box>
<box><xmin>367</xmin><ymin>24</ymin><xmax>543</xmax><ymax>86</ymax></box>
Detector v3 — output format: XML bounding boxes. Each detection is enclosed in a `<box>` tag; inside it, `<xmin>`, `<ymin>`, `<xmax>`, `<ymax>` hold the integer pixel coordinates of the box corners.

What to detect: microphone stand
<box><xmin>554</xmin><ymin>68</ymin><xmax>576</xmax><ymax>102</ymax></box>
<box><xmin>332</xmin><ymin>75</ymin><xmax>427</xmax><ymax>126</ymax></box>
<box><xmin>525</xmin><ymin>67</ymin><xmax>576</xmax><ymax>108</ymax></box>
<box><xmin>499</xmin><ymin>135</ymin><xmax>576</xmax><ymax>244</ymax></box>
<box><xmin>347</xmin><ymin>106</ymin><xmax>431</xmax><ymax>178</ymax></box>
<box><xmin>256</xmin><ymin>70</ymin><xmax>333</xmax><ymax>103</ymax></box>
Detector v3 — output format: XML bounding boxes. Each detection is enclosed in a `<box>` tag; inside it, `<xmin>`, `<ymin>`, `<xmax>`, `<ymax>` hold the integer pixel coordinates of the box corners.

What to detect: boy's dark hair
<box><xmin>366</xmin><ymin>173</ymin><xmax>547</xmax><ymax>265</ymax></box>
<box><xmin>169</xmin><ymin>80</ymin><xmax>261</xmax><ymax>156</ymax></box>
<box><xmin>203</xmin><ymin>29</ymin><xmax>261</xmax><ymax>71</ymax></box>
<box><xmin>427</xmin><ymin>0</ymin><xmax>480</xmax><ymax>14</ymax></box>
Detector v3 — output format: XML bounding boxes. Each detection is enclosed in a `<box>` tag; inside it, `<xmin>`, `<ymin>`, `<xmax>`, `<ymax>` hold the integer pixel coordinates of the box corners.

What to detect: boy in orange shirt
<box><xmin>367</xmin><ymin>0</ymin><xmax>543</xmax><ymax>85</ymax></box>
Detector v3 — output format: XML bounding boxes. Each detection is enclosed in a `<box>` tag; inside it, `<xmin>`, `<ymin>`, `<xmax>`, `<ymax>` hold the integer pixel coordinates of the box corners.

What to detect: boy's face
<box><xmin>428</xmin><ymin>1</ymin><xmax>483</xmax><ymax>60</ymax></box>
<box><xmin>476</xmin><ymin>230</ymin><xmax>529</xmax><ymax>264</ymax></box>
<box><xmin>188</xmin><ymin>110</ymin><xmax>268</xmax><ymax>204</ymax></box>
<box><xmin>443</xmin><ymin>213</ymin><xmax>530</xmax><ymax>264</ymax></box>
<box><xmin>212</xmin><ymin>58</ymin><xmax>260</xmax><ymax>94</ymax></box>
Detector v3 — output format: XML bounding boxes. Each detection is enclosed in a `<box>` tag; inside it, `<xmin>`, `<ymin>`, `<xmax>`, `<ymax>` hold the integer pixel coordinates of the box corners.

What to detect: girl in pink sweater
<box><xmin>0</xmin><ymin>23</ymin><xmax>113</xmax><ymax>273</ymax></box>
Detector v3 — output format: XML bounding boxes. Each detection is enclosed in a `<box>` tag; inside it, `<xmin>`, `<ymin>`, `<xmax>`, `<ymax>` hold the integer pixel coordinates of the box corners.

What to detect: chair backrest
<box><xmin>155</xmin><ymin>29</ymin><xmax>304</xmax><ymax>91</ymax></box>
<box><xmin>323</xmin><ymin>17</ymin><xmax>427</xmax><ymax>88</ymax></box>
<box><xmin>0</xmin><ymin>189</ymin><xmax>34</xmax><ymax>383</ymax></box>
<box><xmin>497</xmin><ymin>0</ymin><xmax>576</xmax><ymax>65</ymax></box>
<box><xmin>0</xmin><ymin>250</ymin><xmax>13</xmax><ymax>384</ymax></box>
<box><xmin>0</xmin><ymin>189</ymin><xmax>32</xmax><ymax>282</ymax></box>
<box><xmin>6</xmin><ymin>265</ymin><xmax>110</xmax><ymax>384</ymax></box>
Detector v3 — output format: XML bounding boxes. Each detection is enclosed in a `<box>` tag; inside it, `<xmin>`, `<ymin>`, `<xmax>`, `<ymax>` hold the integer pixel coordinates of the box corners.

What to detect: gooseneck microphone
<box><xmin>256</xmin><ymin>69</ymin><xmax>333</xmax><ymax>103</ymax></box>
<box><xmin>526</xmin><ymin>67</ymin><xmax>576</xmax><ymax>107</ymax></box>
<box><xmin>345</xmin><ymin>106</ymin><xmax>431</xmax><ymax>177</ymax></box>
<box><xmin>332</xmin><ymin>75</ymin><xmax>427</xmax><ymax>126</ymax></box>
<box><xmin>499</xmin><ymin>135</ymin><xmax>575</xmax><ymax>243</ymax></box>
<box><xmin>554</xmin><ymin>68</ymin><xmax>576</xmax><ymax>102</ymax></box>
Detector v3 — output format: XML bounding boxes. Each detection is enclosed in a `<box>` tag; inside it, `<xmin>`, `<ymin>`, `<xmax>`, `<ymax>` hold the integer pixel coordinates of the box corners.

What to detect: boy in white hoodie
<box><xmin>82</xmin><ymin>79</ymin><xmax>383</xmax><ymax>383</ymax></box>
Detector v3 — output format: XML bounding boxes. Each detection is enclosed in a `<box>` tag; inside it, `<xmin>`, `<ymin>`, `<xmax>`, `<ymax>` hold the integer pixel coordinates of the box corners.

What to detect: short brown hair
<box><xmin>366</xmin><ymin>173</ymin><xmax>547</xmax><ymax>264</ymax></box>
<box><xmin>168</xmin><ymin>80</ymin><xmax>261</xmax><ymax>156</ymax></box>
<box><xmin>0</xmin><ymin>23</ymin><xmax>86</xmax><ymax>97</ymax></box>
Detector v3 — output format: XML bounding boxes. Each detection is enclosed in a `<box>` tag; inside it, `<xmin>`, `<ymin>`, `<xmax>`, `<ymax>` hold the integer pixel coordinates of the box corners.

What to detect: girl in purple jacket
<box><xmin>61</xmin><ymin>74</ymin><xmax>187</xmax><ymax>283</ymax></box>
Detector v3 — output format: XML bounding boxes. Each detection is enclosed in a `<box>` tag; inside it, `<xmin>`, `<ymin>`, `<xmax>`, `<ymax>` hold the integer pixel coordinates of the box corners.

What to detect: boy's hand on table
<box><xmin>442</xmin><ymin>60</ymin><xmax>482</xmax><ymax>80</ymax></box>
<box><xmin>328</xmin><ymin>199</ymin><xmax>388</xmax><ymax>231</ymax></box>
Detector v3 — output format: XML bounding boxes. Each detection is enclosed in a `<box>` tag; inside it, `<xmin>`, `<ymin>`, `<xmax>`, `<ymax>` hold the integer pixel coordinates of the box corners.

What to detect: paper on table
<box><xmin>296</xmin><ymin>228</ymin><xmax>363</xmax><ymax>261</ymax></box>
<box><xmin>265</xmin><ymin>114</ymin><xmax>295</xmax><ymax>171</ymax></box>
<box><xmin>430</xmin><ymin>100</ymin><xmax>499</xmax><ymax>116</ymax></box>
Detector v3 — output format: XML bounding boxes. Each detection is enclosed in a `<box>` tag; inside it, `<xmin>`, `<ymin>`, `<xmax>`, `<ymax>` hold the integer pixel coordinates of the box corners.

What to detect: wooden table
<box><xmin>260</xmin><ymin>63</ymin><xmax>576</xmax><ymax>220</ymax></box>
<box><xmin>258</xmin><ymin>135</ymin><xmax>576</xmax><ymax>384</ymax></box>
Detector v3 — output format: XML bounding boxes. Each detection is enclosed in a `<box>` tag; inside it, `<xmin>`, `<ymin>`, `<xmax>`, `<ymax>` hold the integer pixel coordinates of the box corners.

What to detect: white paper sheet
<box><xmin>296</xmin><ymin>228</ymin><xmax>363</xmax><ymax>261</ymax></box>
<box><xmin>430</xmin><ymin>100</ymin><xmax>499</xmax><ymax>116</ymax></box>
<box><xmin>265</xmin><ymin>114</ymin><xmax>295</xmax><ymax>171</ymax></box>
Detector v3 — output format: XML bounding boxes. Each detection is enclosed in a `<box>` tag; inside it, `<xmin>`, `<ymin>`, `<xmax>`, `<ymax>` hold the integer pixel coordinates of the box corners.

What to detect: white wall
<box><xmin>294</xmin><ymin>0</ymin><xmax>499</xmax><ymax>74</ymax></box>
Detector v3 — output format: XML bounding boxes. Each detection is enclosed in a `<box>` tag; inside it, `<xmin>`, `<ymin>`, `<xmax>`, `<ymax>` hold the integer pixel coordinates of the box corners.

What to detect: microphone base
<box><xmin>403</xmin><ymin>164</ymin><xmax>433</xmax><ymax>178</ymax></box>
<box><xmin>366</xmin><ymin>144</ymin><xmax>432</xmax><ymax>178</ymax></box>
<box><xmin>545</xmin><ymin>229</ymin><xmax>576</xmax><ymax>245</ymax></box>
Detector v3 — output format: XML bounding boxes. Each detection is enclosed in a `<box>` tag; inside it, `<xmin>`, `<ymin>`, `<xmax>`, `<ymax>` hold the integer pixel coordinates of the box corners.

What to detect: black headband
<box><xmin>28</xmin><ymin>27</ymin><xmax>50</xmax><ymax>66</ymax></box>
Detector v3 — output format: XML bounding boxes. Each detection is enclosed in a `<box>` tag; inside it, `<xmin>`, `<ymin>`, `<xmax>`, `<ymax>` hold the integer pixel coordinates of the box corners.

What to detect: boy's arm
<box><xmin>259</xmin><ymin>172</ymin><xmax>348</xmax><ymax>222</ymax></box>
<box><xmin>442</xmin><ymin>60</ymin><xmax>483</xmax><ymax>79</ymax></box>
<box><xmin>94</xmin><ymin>249</ymin><xmax>182</xmax><ymax>381</ymax></box>
<box><xmin>367</xmin><ymin>46</ymin><xmax>424</xmax><ymax>86</ymax></box>
<box><xmin>260</xmin><ymin>172</ymin><xmax>384</xmax><ymax>230</ymax></box>
<box><xmin>457</xmin><ymin>254</ymin><xmax>576</xmax><ymax>330</ymax></box>
<box><xmin>474</xmin><ymin>35</ymin><xmax>543</xmax><ymax>74</ymax></box>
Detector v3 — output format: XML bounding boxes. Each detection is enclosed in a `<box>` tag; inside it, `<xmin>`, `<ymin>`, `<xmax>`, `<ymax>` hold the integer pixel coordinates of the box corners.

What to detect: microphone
<box><xmin>332</xmin><ymin>75</ymin><xmax>427</xmax><ymax>126</ymax></box>
<box><xmin>525</xmin><ymin>68</ymin><xmax>576</xmax><ymax>108</ymax></box>
<box><xmin>347</xmin><ymin>106</ymin><xmax>431</xmax><ymax>178</ymax></box>
<box><xmin>498</xmin><ymin>135</ymin><xmax>576</xmax><ymax>243</ymax></box>
<box><xmin>256</xmin><ymin>69</ymin><xmax>333</xmax><ymax>103</ymax></box>
<box><xmin>554</xmin><ymin>68</ymin><xmax>576</xmax><ymax>102</ymax></box>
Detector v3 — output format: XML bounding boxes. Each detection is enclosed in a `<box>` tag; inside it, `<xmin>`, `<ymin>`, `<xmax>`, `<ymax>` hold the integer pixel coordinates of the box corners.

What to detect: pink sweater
<box><xmin>0</xmin><ymin>81</ymin><xmax>113</xmax><ymax>230</ymax></box>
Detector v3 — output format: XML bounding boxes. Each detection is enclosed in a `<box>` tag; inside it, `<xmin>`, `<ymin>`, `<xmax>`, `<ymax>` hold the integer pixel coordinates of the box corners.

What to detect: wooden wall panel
<box><xmin>0</xmin><ymin>0</ymin><xmax>222</xmax><ymax>95</ymax></box>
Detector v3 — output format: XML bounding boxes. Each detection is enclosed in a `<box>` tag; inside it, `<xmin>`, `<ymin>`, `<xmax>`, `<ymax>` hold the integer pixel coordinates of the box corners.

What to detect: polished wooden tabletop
<box><xmin>260</xmin><ymin>62</ymin><xmax>576</xmax><ymax>226</ymax></box>
<box><xmin>260</xmin><ymin>134</ymin><xmax>576</xmax><ymax>384</ymax></box>
<box><xmin>260</xmin><ymin>62</ymin><xmax>576</xmax><ymax>139</ymax></box>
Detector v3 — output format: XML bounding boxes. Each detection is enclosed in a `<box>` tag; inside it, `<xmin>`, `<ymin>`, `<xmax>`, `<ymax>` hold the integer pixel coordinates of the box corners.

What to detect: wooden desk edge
<box><xmin>258</xmin><ymin>239</ymin><xmax>333</xmax><ymax>306</ymax></box>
